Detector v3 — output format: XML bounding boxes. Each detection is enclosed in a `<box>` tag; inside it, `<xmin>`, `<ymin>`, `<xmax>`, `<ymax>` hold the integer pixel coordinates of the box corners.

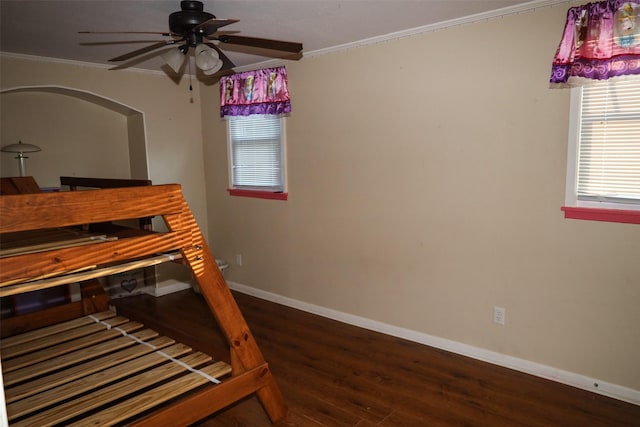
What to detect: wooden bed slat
<box><xmin>0</xmin><ymin>228</ymin><xmax>113</xmax><ymax>257</ymax></box>
<box><xmin>0</xmin><ymin>234</ymin><xmax>188</xmax><ymax>288</ymax></box>
<box><xmin>73</xmin><ymin>361</ymin><xmax>233</xmax><ymax>427</ymax></box>
<box><xmin>3</xmin><ymin>329</ymin><xmax>163</xmax><ymax>391</ymax></box>
<box><xmin>0</xmin><ymin>310</ymin><xmax>115</xmax><ymax>349</ymax></box>
<box><xmin>1</xmin><ymin>316</ymin><xmax>131</xmax><ymax>359</ymax></box>
<box><xmin>129</xmin><ymin>363</ymin><xmax>276</xmax><ymax>427</ymax></box>
<box><xmin>7</xmin><ymin>343</ymin><xmax>196</xmax><ymax>420</ymax></box>
<box><xmin>0</xmin><ymin>251</ymin><xmax>183</xmax><ymax>297</ymax></box>
<box><xmin>11</xmin><ymin>352</ymin><xmax>216</xmax><ymax>426</ymax></box>
<box><xmin>2</xmin><ymin>320</ymin><xmax>141</xmax><ymax>372</ymax></box>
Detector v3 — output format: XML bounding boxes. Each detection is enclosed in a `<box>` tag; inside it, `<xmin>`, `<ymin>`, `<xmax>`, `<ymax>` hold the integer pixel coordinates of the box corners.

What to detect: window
<box><xmin>563</xmin><ymin>78</ymin><xmax>640</xmax><ymax>224</ymax></box>
<box><xmin>227</xmin><ymin>114</ymin><xmax>287</xmax><ymax>200</ymax></box>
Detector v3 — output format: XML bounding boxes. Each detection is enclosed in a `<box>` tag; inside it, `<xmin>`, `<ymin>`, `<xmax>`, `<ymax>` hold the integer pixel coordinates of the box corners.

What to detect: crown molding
<box><xmin>2</xmin><ymin>1</ymin><xmax>569</xmax><ymax>74</ymax></box>
<box><xmin>0</xmin><ymin>51</ymin><xmax>170</xmax><ymax>77</ymax></box>
<box><xmin>234</xmin><ymin>0</ymin><xmax>568</xmax><ymax>71</ymax></box>
<box><xmin>302</xmin><ymin>0</ymin><xmax>568</xmax><ymax>60</ymax></box>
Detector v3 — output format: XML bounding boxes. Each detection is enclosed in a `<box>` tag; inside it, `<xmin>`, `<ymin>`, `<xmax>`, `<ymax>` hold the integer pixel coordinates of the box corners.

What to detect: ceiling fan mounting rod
<box><xmin>186</xmin><ymin>32</ymin><xmax>204</xmax><ymax>47</ymax></box>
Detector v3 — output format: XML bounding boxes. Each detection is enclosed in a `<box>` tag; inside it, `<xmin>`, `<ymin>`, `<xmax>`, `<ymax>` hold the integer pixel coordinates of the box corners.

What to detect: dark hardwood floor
<box><xmin>112</xmin><ymin>290</ymin><xmax>640</xmax><ymax>427</ymax></box>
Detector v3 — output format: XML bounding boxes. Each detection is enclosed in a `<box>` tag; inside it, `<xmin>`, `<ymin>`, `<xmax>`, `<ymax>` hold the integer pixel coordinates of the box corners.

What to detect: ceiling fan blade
<box><xmin>193</xmin><ymin>18</ymin><xmax>239</xmax><ymax>36</ymax></box>
<box><xmin>205</xmin><ymin>42</ymin><xmax>235</xmax><ymax>71</ymax></box>
<box><xmin>81</xmin><ymin>40</ymin><xmax>173</xmax><ymax>46</ymax></box>
<box><xmin>217</xmin><ymin>35</ymin><xmax>303</xmax><ymax>53</ymax></box>
<box><xmin>109</xmin><ymin>40</ymin><xmax>181</xmax><ymax>62</ymax></box>
<box><xmin>79</xmin><ymin>31</ymin><xmax>173</xmax><ymax>36</ymax></box>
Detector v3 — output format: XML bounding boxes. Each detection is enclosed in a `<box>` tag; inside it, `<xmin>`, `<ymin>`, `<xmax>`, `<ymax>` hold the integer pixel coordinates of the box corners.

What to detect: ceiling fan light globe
<box><xmin>161</xmin><ymin>47</ymin><xmax>186</xmax><ymax>73</ymax></box>
<box><xmin>195</xmin><ymin>43</ymin><xmax>220</xmax><ymax>71</ymax></box>
<box><xmin>202</xmin><ymin>59</ymin><xmax>223</xmax><ymax>75</ymax></box>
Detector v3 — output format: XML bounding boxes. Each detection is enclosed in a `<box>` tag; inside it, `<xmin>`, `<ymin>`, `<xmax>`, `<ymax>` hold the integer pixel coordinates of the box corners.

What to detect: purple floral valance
<box><xmin>550</xmin><ymin>0</ymin><xmax>640</xmax><ymax>87</ymax></box>
<box><xmin>219</xmin><ymin>66</ymin><xmax>291</xmax><ymax>117</ymax></box>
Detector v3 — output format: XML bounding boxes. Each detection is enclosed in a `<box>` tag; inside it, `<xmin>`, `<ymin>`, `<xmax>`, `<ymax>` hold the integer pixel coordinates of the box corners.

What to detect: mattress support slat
<box><xmin>10</xmin><ymin>352</ymin><xmax>215</xmax><ymax>426</ymax></box>
<box><xmin>3</xmin><ymin>310</ymin><xmax>233</xmax><ymax>426</ymax></box>
<box><xmin>7</xmin><ymin>343</ymin><xmax>196</xmax><ymax>421</ymax></box>
<box><xmin>4</xmin><ymin>332</ymin><xmax>169</xmax><ymax>398</ymax></box>
<box><xmin>73</xmin><ymin>361</ymin><xmax>233</xmax><ymax>427</ymax></box>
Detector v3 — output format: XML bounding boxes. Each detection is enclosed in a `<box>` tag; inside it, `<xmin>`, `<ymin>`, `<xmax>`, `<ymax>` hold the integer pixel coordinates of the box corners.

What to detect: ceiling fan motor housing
<box><xmin>169</xmin><ymin>1</ymin><xmax>215</xmax><ymax>36</ymax></box>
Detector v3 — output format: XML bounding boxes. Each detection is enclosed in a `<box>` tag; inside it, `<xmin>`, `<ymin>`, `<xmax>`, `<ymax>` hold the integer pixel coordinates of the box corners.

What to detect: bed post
<box><xmin>162</xmin><ymin>195</ymin><xmax>288</xmax><ymax>423</ymax></box>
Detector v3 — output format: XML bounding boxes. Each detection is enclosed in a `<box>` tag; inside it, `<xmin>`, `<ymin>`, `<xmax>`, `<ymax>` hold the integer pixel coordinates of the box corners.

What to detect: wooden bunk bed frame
<box><xmin>0</xmin><ymin>184</ymin><xmax>287</xmax><ymax>426</ymax></box>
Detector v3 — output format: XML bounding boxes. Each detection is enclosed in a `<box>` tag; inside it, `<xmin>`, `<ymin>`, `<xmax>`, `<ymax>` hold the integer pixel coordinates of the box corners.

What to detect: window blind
<box><xmin>577</xmin><ymin>79</ymin><xmax>640</xmax><ymax>204</ymax></box>
<box><xmin>229</xmin><ymin>115</ymin><xmax>283</xmax><ymax>191</ymax></box>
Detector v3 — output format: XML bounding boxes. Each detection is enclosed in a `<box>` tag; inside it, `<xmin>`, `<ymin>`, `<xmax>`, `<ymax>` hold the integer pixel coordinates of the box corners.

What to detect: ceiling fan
<box><xmin>80</xmin><ymin>0</ymin><xmax>303</xmax><ymax>75</ymax></box>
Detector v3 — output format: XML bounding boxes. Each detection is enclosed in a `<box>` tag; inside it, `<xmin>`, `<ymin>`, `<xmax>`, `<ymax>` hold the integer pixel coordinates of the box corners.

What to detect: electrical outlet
<box><xmin>493</xmin><ymin>306</ymin><xmax>506</xmax><ymax>325</ymax></box>
<box><xmin>235</xmin><ymin>254</ymin><xmax>243</xmax><ymax>266</ymax></box>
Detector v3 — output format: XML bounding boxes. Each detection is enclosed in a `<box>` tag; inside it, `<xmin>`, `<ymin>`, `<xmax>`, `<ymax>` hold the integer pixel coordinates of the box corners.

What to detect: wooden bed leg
<box><xmin>256</xmin><ymin>371</ymin><xmax>288</xmax><ymax>423</ymax></box>
<box><xmin>163</xmin><ymin>198</ymin><xmax>288</xmax><ymax>423</ymax></box>
<box><xmin>80</xmin><ymin>278</ymin><xmax>110</xmax><ymax>314</ymax></box>
<box><xmin>229</xmin><ymin>348</ymin><xmax>288</xmax><ymax>422</ymax></box>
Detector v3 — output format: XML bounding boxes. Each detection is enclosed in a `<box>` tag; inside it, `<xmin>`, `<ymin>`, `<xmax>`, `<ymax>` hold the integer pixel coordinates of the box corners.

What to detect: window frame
<box><xmin>563</xmin><ymin>81</ymin><xmax>640</xmax><ymax>224</ymax></box>
<box><xmin>226</xmin><ymin>114</ymin><xmax>288</xmax><ymax>201</ymax></box>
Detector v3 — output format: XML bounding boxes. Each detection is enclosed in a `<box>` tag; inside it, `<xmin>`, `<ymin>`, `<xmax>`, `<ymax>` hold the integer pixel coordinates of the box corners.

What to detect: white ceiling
<box><xmin>1</xmin><ymin>0</ymin><xmax>549</xmax><ymax>74</ymax></box>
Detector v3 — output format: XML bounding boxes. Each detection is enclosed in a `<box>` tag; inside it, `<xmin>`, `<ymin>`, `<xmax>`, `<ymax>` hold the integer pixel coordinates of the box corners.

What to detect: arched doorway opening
<box><xmin>1</xmin><ymin>85</ymin><xmax>148</xmax><ymax>185</ymax></box>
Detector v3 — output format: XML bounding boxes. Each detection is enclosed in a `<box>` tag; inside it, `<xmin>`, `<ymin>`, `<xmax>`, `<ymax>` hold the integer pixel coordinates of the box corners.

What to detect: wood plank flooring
<box><xmin>112</xmin><ymin>290</ymin><xmax>640</xmax><ymax>427</ymax></box>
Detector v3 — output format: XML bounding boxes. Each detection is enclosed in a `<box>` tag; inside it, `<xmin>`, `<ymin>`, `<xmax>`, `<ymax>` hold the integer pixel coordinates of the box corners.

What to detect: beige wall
<box><xmin>1</xmin><ymin>90</ymin><xmax>130</xmax><ymax>187</ymax></box>
<box><xmin>1</xmin><ymin>56</ymin><xmax>208</xmax><ymax>233</ymax></box>
<box><xmin>202</xmin><ymin>5</ymin><xmax>640</xmax><ymax>391</ymax></box>
<box><xmin>1</xmin><ymin>2</ymin><xmax>637</xmax><ymax>396</ymax></box>
<box><xmin>1</xmin><ymin>56</ymin><xmax>209</xmax><ymax>288</ymax></box>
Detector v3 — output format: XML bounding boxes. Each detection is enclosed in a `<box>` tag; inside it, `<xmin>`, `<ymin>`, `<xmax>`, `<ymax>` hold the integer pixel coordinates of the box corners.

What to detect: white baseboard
<box><xmin>149</xmin><ymin>280</ymin><xmax>192</xmax><ymax>297</ymax></box>
<box><xmin>227</xmin><ymin>281</ymin><xmax>640</xmax><ymax>406</ymax></box>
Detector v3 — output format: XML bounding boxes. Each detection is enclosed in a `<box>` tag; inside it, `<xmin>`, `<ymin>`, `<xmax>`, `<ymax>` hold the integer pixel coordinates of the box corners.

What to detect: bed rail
<box><xmin>0</xmin><ymin>184</ymin><xmax>287</xmax><ymax>425</ymax></box>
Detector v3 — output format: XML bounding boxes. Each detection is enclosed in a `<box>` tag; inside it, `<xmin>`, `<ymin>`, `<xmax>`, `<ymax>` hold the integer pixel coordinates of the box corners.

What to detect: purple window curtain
<box><xmin>550</xmin><ymin>0</ymin><xmax>640</xmax><ymax>87</ymax></box>
<box><xmin>219</xmin><ymin>66</ymin><xmax>291</xmax><ymax>117</ymax></box>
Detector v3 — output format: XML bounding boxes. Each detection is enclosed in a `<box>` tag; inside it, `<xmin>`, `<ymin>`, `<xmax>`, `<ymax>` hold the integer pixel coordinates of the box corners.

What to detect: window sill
<box><xmin>561</xmin><ymin>206</ymin><xmax>640</xmax><ymax>224</ymax></box>
<box><xmin>227</xmin><ymin>188</ymin><xmax>288</xmax><ymax>200</ymax></box>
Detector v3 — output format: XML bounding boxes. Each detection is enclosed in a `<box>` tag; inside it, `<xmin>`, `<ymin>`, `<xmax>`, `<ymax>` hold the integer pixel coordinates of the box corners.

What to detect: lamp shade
<box><xmin>161</xmin><ymin>47</ymin><xmax>187</xmax><ymax>73</ymax></box>
<box><xmin>195</xmin><ymin>44</ymin><xmax>223</xmax><ymax>75</ymax></box>
<box><xmin>1</xmin><ymin>141</ymin><xmax>41</xmax><ymax>154</ymax></box>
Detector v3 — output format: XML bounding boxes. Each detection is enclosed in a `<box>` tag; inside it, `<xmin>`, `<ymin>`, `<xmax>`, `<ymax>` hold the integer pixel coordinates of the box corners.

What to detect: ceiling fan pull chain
<box><xmin>188</xmin><ymin>57</ymin><xmax>193</xmax><ymax>92</ymax></box>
